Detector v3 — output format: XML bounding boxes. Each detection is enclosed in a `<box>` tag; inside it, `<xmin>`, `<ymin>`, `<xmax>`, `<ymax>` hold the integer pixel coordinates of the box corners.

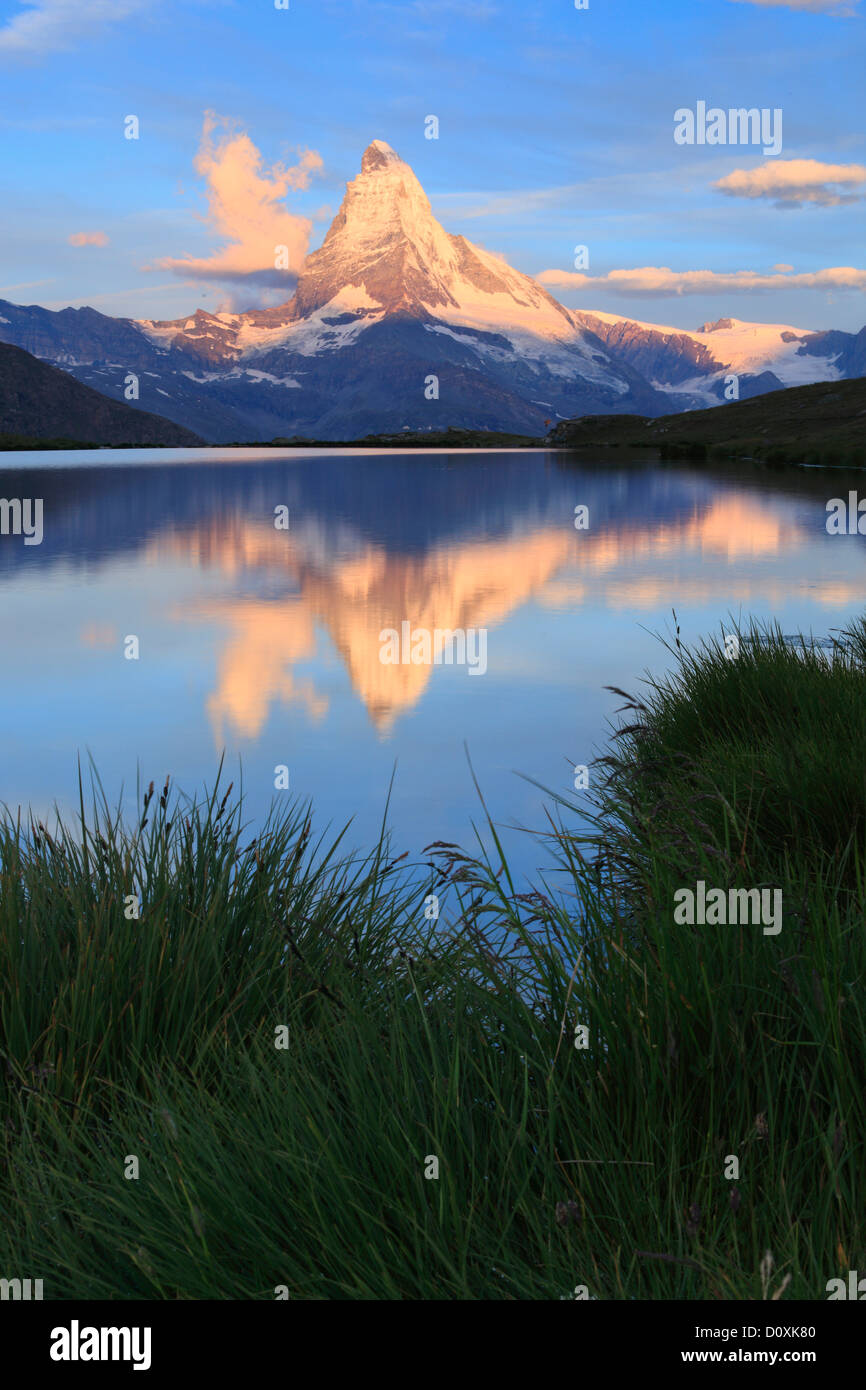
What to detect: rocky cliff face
<box><xmin>571</xmin><ymin>310</ymin><xmax>850</xmax><ymax>408</ymax></box>
<box><xmin>572</xmin><ymin>312</ymin><xmax>721</xmax><ymax>386</ymax></box>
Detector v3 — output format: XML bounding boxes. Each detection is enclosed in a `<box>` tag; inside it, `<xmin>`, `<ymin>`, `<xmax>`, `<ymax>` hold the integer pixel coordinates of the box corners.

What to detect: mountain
<box><xmin>0</xmin><ymin>342</ymin><xmax>203</xmax><ymax>446</ymax></box>
<box><xmin>571</xmin><ymin>312</ymin><xmax>866</xmax><ymax>409</ymax></box>
<box><xmin>0</xmin><ymin>139</ymin><xmax>862</xmax><ymax>442</ymax></box>
<box><xmin>130</xmin><ymin>139</ymin><xmax>668</xmax><ymax>437</ymax></box>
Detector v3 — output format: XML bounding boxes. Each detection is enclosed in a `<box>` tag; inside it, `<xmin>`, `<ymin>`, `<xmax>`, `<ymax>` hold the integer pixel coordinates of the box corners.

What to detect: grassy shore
<box><xmin>1</xmin><ymin>619</ymin><xmax>864</xmax><ymax>1300</ymax></box>
<box><xmin>548</xmin><ymin>376</ymin><xmax>866</xmax><ymax>468</ymax></box>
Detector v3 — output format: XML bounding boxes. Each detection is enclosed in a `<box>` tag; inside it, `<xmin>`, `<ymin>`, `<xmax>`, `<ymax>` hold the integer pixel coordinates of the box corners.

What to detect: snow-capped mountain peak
<box><xmin>572</xmin><ymin>307</ymin><xmax>845</xmax><ymax>404</ymax></box>
<box><xmin>0</xmin><ymin>137</ymin><xmax>862</xmax><ymax>442</ymax></box>
<box><xmin>294</xmin><ymin>139</ymin><xmax>577</xmax><ymax>344</ymax></box>
<box><xmin>136</xmin><ymin>140</ymin><xmax>614</xmax><ymax>387</ymax></box>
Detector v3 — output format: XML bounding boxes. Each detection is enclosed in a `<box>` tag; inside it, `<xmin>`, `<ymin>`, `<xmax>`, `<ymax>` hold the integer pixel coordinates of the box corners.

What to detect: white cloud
<box><xmin>68</xmin><ymin>230</ymin><xmax>109</xmax><ymax>247</ymax></box>
<box><xmin>0</xmin><ymin>0</ymin><xmax>146</xmax><ymax>58</ymax></box>
<box><xmin>714</xmin><ymin>159</ymin><xmax>866</xmax><ymax>206</ymax></box>
<box><xmin>0</xmin><ymin>278</ymin><xmax>54</xmax><ymax>295</ymax></box>
<box><xmin>43</xmin><ymin>282</ymin><xmax>196</xmax><ymax>309</ymax></box>
<box><xmin>536</xmin><ymin>265</ymin><xmax>866</xmax><ymax>296</ymax></box>
<box><xmin>433</xmin><ymin>185</ymin><xmax>584</xmax><ymax>220</ymax></box>
<box><xmin>154</xmin><ymin>112</ymin><xmax>323</xmax><ymax>295</ymax></box>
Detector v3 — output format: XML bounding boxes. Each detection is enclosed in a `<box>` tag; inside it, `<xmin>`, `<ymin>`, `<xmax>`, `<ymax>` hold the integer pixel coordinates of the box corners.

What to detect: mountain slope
<box><xmin>0</xmin><ymin>342</ymin><xmax>204</xmax><ymax>446</ymax></box>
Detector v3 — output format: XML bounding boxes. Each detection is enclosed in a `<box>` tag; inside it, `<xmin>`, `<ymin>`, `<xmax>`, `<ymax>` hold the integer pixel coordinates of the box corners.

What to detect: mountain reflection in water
<box><xmin>1</xmin><ymin>448</ymin><xmax>863</xmax><ymax>884</ymax></box>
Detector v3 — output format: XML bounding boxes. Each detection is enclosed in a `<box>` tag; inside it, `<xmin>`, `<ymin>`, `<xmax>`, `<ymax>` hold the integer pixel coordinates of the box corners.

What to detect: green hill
<box><xmin>549</xmin><ymin>375</ymin><xmax>866</xmax><ymax>466</ymax></box>
<box><xmin>0</xmin><ymin>341</ymin><xmax>204</xmax><ymax>448</ymax></box>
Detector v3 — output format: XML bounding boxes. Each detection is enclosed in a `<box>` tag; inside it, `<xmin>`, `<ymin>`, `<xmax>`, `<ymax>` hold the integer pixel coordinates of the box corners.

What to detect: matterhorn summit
<box><xmin>292</xmin><ymin>138</ymin><xmax>461</xmax><ymax>318</ymax></box>
<box><xmin>293</xmin><ymin>139</ymin><xmax>581</xmax><ymax>340</ymax></box>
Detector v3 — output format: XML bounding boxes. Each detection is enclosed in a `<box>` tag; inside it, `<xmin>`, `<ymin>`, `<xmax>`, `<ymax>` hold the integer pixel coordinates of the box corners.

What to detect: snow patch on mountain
<box><xmin>243</xmin><ymin>369</ymin><xmax>303</xmax><ymax>387</ymax></box>
<box><xmin>180</xmin><ymin>367</ymin><xmax>303</xmax><ymax>387</ymax></box>
<box><xmin>236</xmin><ymin>288</ymin><xmax>383</xmax><ymax>356</ymax></box>
<box><xmin>581</xmin><ymin>309</ymin><xmax>842</xmax><ymax>385</ymax></box>
<box><xmin>652</xmin><ymin>376</ymin><xmax>730</xmax><ymax>407</ymax></box>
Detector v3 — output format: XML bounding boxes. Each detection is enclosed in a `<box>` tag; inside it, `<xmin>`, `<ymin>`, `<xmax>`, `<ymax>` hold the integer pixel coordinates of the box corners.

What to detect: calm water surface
<box><xmin>1</xmin><ymin>447</ymin><xmax>863</xmax><ymax>885</ymax></box>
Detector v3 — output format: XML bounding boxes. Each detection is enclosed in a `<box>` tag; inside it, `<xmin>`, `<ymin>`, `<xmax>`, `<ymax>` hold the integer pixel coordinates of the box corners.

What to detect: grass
<box><xmin>1</xmin><ymin>618</ymin><xmax>864</xmax><ymax>1299</ymax></box>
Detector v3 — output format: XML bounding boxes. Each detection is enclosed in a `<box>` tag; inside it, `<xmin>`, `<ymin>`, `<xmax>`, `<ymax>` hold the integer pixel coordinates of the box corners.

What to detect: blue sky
<box><xmin>0</xmin><ymin>0</ymin><xmax>864</xmax><ymax>331</ymax></box>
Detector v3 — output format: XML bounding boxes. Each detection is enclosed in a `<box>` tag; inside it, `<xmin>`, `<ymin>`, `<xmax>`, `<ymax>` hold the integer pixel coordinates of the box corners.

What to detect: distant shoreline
<box><xmin>2</xmin><ymin>374</ymin><xmax>863</xmax><ymax>468</ymax></box>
